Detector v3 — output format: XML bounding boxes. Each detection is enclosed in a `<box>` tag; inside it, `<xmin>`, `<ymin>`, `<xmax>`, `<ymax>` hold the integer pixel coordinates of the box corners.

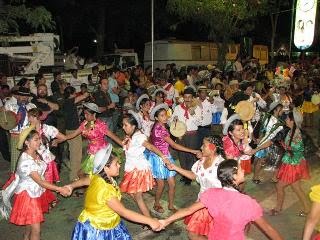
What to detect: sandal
<box><xmin>270</xmin><ymin>209</ymin><xmax>281</xmax><ymax>216</ymax></box>
<box><xmin>298</xmin><ymin>211</ymin><xmax>308</xmax><ymax>217</ymax></box>
<box><xmin>252</xmin><ymin>179</ymin><xmax>262</xmax><ymax>184</ymax></box>
<box><xmin>168</xmin><ymin>206</ymin><xmax>177</xmax><ymax>213</ymax></box>
<box><xmin>153</xmin><ymin>205</ymin><xmax>165</xmax><ymax>213</ymax></box>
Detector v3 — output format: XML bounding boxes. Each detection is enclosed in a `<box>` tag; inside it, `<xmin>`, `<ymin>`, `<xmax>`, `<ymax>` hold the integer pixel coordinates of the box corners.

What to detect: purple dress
<box><xmin>148</xmin><ymin>123</ymin><xmax>176</xmax><ymax>179</ymax></box>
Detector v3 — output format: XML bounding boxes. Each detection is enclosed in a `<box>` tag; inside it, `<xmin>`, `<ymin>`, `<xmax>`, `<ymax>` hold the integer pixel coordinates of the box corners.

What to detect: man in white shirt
<box><xmin>197</xmin><ymin>86</ymin><xmax>214</xmax><ymax>145</ymax></box>
<box><xmin>170</xmin><ymin>87</ymin><xmax>201</xmax><ymax>185</ymax></box>
<box><xmin>5</xmin><ymin>87</ymin><xmax>36</xmax><ymax>171</ymax></box>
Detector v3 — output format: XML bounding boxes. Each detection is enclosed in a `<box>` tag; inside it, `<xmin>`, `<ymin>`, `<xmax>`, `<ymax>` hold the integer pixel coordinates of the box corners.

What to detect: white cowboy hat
<box><xmin>93</xmin><ymin>144</ymin><xmax>113</xmax><ymax>174</ymax></box>
<box><xmin>83</xmin><ymin>102</ymin><xmax>101</xmax><ymax>113</ymax></box>
<box><xmin>150</xmin><ymin>103</ymin><xmax>169</xmax><ymax>121</ymax></box>
<box><xmin>128</xmin><ymin>110</ymin><xmax>142</xmax><ymax>129</ymax></box>
<box><xmin>223</xmin><ymin>114</ymin><xmax>241</xmax><ymax>135</ymax></box>
<box><xmin>136</xmin><ymin>94</ymin><xmax>150</xmax><ymax>111</ymax></box>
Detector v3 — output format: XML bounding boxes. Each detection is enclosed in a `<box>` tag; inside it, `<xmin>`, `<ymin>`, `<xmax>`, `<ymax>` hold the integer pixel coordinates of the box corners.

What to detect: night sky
<box><xmin>27</xmin><ymin>0</ymin><xmax>319</xmax><ymax>58</ymax></box>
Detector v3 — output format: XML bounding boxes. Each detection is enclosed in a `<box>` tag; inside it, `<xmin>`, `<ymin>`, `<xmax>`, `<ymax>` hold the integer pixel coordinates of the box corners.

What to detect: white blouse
<box><xmin>191</xmin><ymin>155</ymin><xmax>224</xmax><ymax>199</ymax></box>
<box><xmin>38</xmin><ymin>124</ymin><xmax>59</xmax><ymax>164</ymax></box>
<box><xmin>124</xmin><ymin>131</ymin><xmax>151</xmax><ymax>172</ymax></box>
<box><xmin>14</xmin><ymin>152</ymin><xmax>47</xmax><ymax>198</ymax></box>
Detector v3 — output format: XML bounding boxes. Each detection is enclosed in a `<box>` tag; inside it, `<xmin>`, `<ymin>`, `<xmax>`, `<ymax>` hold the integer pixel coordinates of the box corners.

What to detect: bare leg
<box><xmin>29</xmin><ymin>223</ymin><xmax>41</xmax><ymax>240</ymax></box>
<box><xmin>167</xmin><ymin>177</ymin><xmax>176</xmax><ymax>209</ymax></box>
<box><xmin>253</xmin><ymin>157</ymin><xmax>265</xmax><ymax>181</ymax></box>
<box><xmin>133</xmin><ymin>192</ymin><xmax>151</xmax><ymax>217</ymax></box>
<box><xmin>23</xmin><ymin>225</ymin><xmax>31</xmax><ymax>240</ymax></box>
<box><xmin>291</xmin><ymin>181</ymin><xmax>310</xmax><ymax>213</ymax></box>
<box><xmin>275</xmin><ymin>180</ymin><xmax>288</xmax><ymax>211</ymax></box>
<box><xmin>155</xmin><ymin>179</ymin><xmax>165</xmax><ymax>207</ymax></box>
<box><xmin>188</xmin><ymin>232</ymin><xmax>208</xmax><ymax>240</ymax></box>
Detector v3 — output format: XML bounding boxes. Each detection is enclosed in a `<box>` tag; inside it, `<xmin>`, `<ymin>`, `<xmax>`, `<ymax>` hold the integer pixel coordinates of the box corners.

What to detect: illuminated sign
<box><xmin>294</xmin><ymin>0</ymin><xmax>317</xmax><ymax>50</ymax></box>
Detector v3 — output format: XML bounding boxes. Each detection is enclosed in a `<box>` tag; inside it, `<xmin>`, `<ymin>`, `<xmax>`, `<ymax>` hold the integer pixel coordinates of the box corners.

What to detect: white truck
<box><xmin>100</xmin><ymin>49</ymin><xmax>139</xmax><ymax>70</ymax></box>
<box><xmin>0</xmin><ymin>33</ymin><xmax>62</xmax><ymax>75</ymax></box>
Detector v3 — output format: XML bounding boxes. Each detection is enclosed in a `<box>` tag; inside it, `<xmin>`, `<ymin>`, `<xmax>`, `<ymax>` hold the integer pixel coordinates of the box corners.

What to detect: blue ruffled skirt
<box><xmin>71</xmin><ymin>220</ymin><xmax>132</xmax><ymax>240</ymax></box>
<box><xmin>145</xmin><ymin>150</ymin><xmax>176</xmax><ymax>179</ymax></box>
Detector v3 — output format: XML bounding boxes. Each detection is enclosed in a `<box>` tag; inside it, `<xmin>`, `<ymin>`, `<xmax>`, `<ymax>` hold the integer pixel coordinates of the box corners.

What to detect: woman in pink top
<box><xmin>65</xmin><ymin>103</ymin><xmax>122</xmax><ymax>175</ymax></box>
<box><xmin>160</xmin><ymin>160</ymin><xmax>283</xmax><ymax>240</ymax></box>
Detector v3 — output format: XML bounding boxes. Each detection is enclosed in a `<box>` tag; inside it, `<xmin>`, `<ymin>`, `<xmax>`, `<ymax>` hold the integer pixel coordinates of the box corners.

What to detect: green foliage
<box><xmin>0</xmin><ymin>3</ymin><xmax>55</xmax><ymax>34</ymax></box>
<box><xmin>167</xmin><ymin>0</ymin><xmax>266</xmax><ymax>41</ymax></box>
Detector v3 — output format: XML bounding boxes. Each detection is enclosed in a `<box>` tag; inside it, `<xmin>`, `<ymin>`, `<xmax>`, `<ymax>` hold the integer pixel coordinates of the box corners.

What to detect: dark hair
<box><xmin>139</xmin><ymin>98</ymin><xmax>150</xmax><ymax>108</ymax></box>
<box><xmin>64</xmin><ymin>86</ymin><xmax>76</xmax><ymax>99</ymax></box>
<box><xmin>204</xmin><ymin>136</ymin><xmax>224</xmax><ymax>157</ymax></box>
<box><xmin>1</xmin><ymin>84</ymin><xmax>9</xmax><ymax>90</ymax></box>
<box><xmin>99</xmin><ymin>153</ymin><xmax>117</xmax><ymax>184</ymax></box>
<box><xmin>228</xmin><ymin>119</ymin><xmax>243</xmax><ymax>134</ymax></box>
<box><xmin>18</xmin><ymin>130</ymin><xmax>43</xmax><ymax>166</ymax></box>
<box><xmin>28</xmin><ymin>108</ymin><xmax>43</xmax><ymax>119</ymax></box>
<box><xmin>183</xmin><ymin>87</ymin><xmax>195</xmax><ymax>96</ymax></box>
<box><xmin>217</xmin><ymin>160</ymin><xmax>240</xmax><ymax>191</ymax></box>
<box><xmin>37</xmin><ymin>83</ymin><xmax>47</xmax><ymax>89</ymax></box>
<box><xmin>285</xmin><ymin>112</ymin><xmax>296</xmax><ymax>147</ymax></box>
<box><xmin>53</xmin><ymin>72</ymin><xmax>61</xmax><ymax>79</ymax></box>
<box><xmin>99</xmin><ymin>77</ymin><xmax>108</xmax><ymax>85</ymax></box>
<box><xmin>34</xmin><ymin>73</ymin><xmax>44</xmax><ymax>86</ymax></box>
<box><xmin>154</xmin><ymin>108</ymin><xmax>166</xmax><ymax>120</ymax></box>
<box><xmin>17</xmin><ymin>78</ymin><xmax>29</xmax><ymax>87</ymax></box>
<box><xmin>123</xmin><ymin>113</ymin><xmax>139</xmax><ymax>136</ymax></box>
<box><xmin>179</xmin><ymin>72</ymin><xmax>187</xmax><ymax>81</ymax></box>
<box><xmin>83</xmin><ymin>106</ymin><xmax>96</xmax><ymax>115</ymax></box>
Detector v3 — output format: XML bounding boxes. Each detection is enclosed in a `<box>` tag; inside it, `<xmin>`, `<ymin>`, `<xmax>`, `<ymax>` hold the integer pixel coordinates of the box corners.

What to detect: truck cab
<box><xmin>100</xmin><ymin>49</ymin><xmax>138</xmax><ymax>70</ymax></box>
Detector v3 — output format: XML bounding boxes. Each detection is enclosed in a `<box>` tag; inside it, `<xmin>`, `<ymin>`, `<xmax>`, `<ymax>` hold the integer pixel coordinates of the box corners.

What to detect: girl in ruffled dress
<box><xmin>161</xmin><ymin>160</ymin><xmax>283</xmax><ymax>240</ymax></box>
<box><xmin>167</xmin><ymin>136</ymin><xmax>224</xmax><ymax>239</ymax></box>
<box><xmin>65</xmin><ymin>102</ymin><xmax>122</xmax><ymax>176</ymax></box>
<box><xmin>119</xmin><ymin>110</ymin><xmax>168</xmax><ymax>218</ymax></box>
<box><xmin>148</xmin><ymin>104</ymin><xmax>199</xmax><ymax>213</ymax></box>
<box><xmin>270</xmin><ymin>111</ymin><xmax>310</xmax><ymax>216</ymax></box>
<box><xmin>65</xmin><ymin>146</ymin><xmax>163</xmax><ymax>240</ymax></box>
<box><xmin>0</xmin><ymin>126</ymin><xmax>68</xmax><ymax>240</ymax></box>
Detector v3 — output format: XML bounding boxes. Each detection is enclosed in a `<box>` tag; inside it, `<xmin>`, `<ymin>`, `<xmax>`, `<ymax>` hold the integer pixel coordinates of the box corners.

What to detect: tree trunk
<box><xmin>217</xmin><ymin>41</ymin><xmax>228</xmax><ymax>70</ymax></box>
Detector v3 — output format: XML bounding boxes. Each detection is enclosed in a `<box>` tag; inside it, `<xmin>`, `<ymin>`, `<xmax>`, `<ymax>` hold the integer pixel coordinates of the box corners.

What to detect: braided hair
<box><xmin>217</xmin><ymin>160</ymin><xmax>240</xmax><ymax>192</ymax></box>
<box><xmin>98</xmin><ymin>153</ymin><xmax>118</xmax><ymax>185</ymax></box>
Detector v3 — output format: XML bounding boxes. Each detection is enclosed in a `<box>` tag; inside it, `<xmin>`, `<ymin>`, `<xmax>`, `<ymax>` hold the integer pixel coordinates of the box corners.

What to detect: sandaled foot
<box><xmin>270</xmin><ymin>177</ymin><xmax>278</xmax><ymax>183</ymax></box>
<box><xmin>168</xmin><ymin>206</ymin><xmax>177</xmax><ymax>213</ymax></box>
<box><xmin>153</xmin><ymin>204</ymin><xmax>165</xmax><ymax>213</ymax></box>
<box><xmin>298</xmin><ymin>210</ymin><xmax>308</xmax><ymax>217</ymax></box>
<box><xmin>270</xmin><ymin>208</ymin><xmax>281</xmax><ymax>216</ymax></box>
<box><xmin>252</xmin><ymin>179</ymin><xmax>262</xmax><ymax>184</ymax></box>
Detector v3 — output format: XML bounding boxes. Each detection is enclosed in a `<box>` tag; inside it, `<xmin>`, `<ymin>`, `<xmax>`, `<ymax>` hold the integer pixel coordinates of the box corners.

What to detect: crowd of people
<box><xmin>0</xmin><ymin>56</ymin><xmax>320</xmax><ymax>240</ymax></box>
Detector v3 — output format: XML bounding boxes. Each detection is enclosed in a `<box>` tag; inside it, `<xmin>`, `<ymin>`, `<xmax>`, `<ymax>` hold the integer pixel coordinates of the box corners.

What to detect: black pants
<box><xmin>0</xmin><ymin>127</ymin><xmax>10</xmax><ymax>161</ymax></box>
<box><xmin>177</xmin><ymin>132</ymin><xmax>199</xmax><ymax>171</ymax></box>
<box><xmin>198</xmin><ymin>125</ymin><xmax>211</xmax><ymax>148</ymax></box>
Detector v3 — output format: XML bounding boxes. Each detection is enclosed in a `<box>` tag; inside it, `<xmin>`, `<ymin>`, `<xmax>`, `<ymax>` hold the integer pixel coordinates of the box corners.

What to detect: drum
<box><xmin>170</xmin><ymin>119</ymin><xmax>187</xmax><ymax>138</ymax></box>
<box><xmin>0</xmin><ymin>110</ymin><xmax>18</xmax><ymax>130</ymax></box>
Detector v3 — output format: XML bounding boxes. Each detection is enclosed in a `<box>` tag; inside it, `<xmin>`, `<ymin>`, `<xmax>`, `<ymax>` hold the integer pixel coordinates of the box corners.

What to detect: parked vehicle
<box><xmin>144</xmin><ymin>39</ymin><xmax>269</xmax><ymax>69</ymax></box>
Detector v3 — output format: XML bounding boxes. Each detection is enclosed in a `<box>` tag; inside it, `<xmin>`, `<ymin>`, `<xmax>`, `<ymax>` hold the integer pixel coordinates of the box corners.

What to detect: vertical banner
<box><xmin>294</xmin><ymin>0</ymin><xmax>317</xmax><ymax>50</ymax></box>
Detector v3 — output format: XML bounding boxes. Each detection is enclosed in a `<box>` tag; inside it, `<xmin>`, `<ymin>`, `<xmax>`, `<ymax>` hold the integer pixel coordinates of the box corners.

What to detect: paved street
<box><xmin>0</xmin><ymin>126</ymin><xmax>319</xmax><ymax>240</ymax></box>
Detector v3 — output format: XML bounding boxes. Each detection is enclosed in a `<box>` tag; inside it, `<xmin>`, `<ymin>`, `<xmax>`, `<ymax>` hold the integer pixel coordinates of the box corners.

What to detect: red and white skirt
<box><xmin>10</xmin><ymin>190</ymin><xmax>55</xmax><ymax>225</ymax></box>
<box><xmin>44</xmin><ymin>160</ymin><xmax>60</xmax><ymax>183</ymax></box>
<box><xmin>119</xmin><ymin>168</ymin><xmax>155</xmax><ymax>193</ymax></box>
<box><xmin>277</xmin><ymin>159</ymin><xmax>310</xmax><ymax>184</ymax></box>
<box><xmin>184</xmin><ymin>208</ymin><xmax>214</xmax><ymax>236</ymax></box>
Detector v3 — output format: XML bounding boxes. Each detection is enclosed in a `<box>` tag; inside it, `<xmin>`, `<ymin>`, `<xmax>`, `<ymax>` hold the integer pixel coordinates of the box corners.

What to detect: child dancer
<box><xmin>148</xmin><ymin>103</ymin><xmax>199</xmax><ymax>213</ymax></box>
<box><xmin>120</xmin><ymin>110</ymin><xmax>169</xmax><ymax>217</ymax></box>
<box><xmin>160</xmin><ymin>160</ymin><xmax>283</xmax><ymax>240</ymax></box>
<box><xmin>270</xmin><ymin>111</ymin><xmax>310</xmax><ymax>216</ymax></box>
<box><xmin>64</xmin><ymin>102</ymin><xmax>122</xmax><ymax>176</ymax></box>
<box><xmin>167</xmin><ymin>136</ymin><xmax>224</xmax><ymax>240</ymax></box>
<box><xmin>64</xmin><ymin>146</ymin><xmax>163</xmax><ymax>240</ymax></box>
<box><xmin>0</xmin><ymin>126</ymin><xmax>68</xmax><ymax>240</ymax></box>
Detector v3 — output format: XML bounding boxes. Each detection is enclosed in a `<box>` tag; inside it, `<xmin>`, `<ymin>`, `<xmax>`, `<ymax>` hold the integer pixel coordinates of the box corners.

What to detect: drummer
<box><xmin>170</xmin><ymin>87</ymin><xmax>201</xmax><ymax>185</ymax></box>
<box><xmin>5</xmin><ymin>87</ymin><xmax>36</xmax><ymax>172</ymax></box>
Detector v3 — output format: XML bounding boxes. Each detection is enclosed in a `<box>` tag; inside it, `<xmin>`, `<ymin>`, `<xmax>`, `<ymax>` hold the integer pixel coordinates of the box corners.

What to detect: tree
<box><xmin>167</xmin><ymin>0</ymin><xmax>266</xmax><ymax>68</ymax></box>
<box><xmin>262</xmin><ymin>0</ymin><xmax>290</xmax><ymax>65</ymax></box>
